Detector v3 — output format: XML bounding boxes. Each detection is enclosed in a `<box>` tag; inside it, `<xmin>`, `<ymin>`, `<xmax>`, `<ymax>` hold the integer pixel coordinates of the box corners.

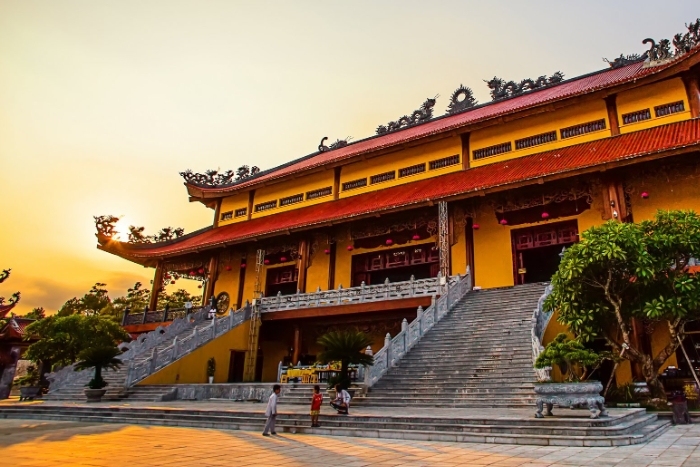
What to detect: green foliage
<box><xmin>159</xmin><ymin>289</ymin><xmax>202</xmax><ymax>309</ymax></box>
<box><xmin>74</xmin><ymin>346</ymin><xmax>122</xmax><ymax>390</ymax></box>
<box><xmin>24</xmin><ymin>314</ymin><xmax>130</xmax><ymax>367</ymax></box>
<box><xmin>112</xmin><ymin>282</ymin><xmax>150</xmax><ymax>317</ymax></box>
<box><xmin>57</xmin><ymin>283</ymin><xmax>120</xmax><ymax>321</ymax></box>
<box><xmin>535</xmin><ymin>333</ymin><xmax>602</xmax><ymax>382</ymax></box>
<box><xmin>21</xmin><ymin>307</ymin><xmax>46</xmax><ymax>320</ymax></box>
<box><xmin>13</xmin><ymin>365</ymin><xmax>40</xmax><ymax>387</ymax></box>
<box><xmin>317</xmin><ymin>330</ymin><xmax>374</xmax><ymax>389</ymax></box>
<box><xmin>607</xmin><ymin>383</ymin><xmax>639</xmax><ymax>403</ymax></box>
<box><xmin>545</xmin><ymin>210</ymin><xmax>700</xmax><ymax>396</ymax></box>
<box><xmin>206</xmin><ymin>357</ymin><xmax>216</xmax><ymax>377</ymax></box>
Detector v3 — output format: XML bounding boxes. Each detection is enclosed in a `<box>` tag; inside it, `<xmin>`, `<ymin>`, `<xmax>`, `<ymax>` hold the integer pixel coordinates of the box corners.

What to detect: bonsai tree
<box><xmin>207</xmin><ymin>358</ymin><xmax>216</xmax><ymax>378</ymax></box>
<box><xmin>535</xmin><ymin>333</ymin><xmax>603</xmax><ymax>382</ymax></box>
<box><xmin>13</xmin><ymin>365</ymin><xmax>40</xmax><ymax>388</ymax></box>
<box><xmin>317</xmin><ymin>330</ymin><xmax>374</xmax><ymax>389</ymax></box>
<box><xmin>74</xmin><ymin>346</ymin><xmax>122</xmax><ymax>390</ymax></box>
<box><xmin>545</xmin><ymin>210</ymin><xmax>700</xmax><ymax>399</ymax></box>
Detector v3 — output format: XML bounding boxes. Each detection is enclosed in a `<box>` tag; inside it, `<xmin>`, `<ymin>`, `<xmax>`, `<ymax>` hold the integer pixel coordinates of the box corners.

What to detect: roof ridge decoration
<box><xmin>485</xmin><ymin>72</ymin><xmax>565</xmax><ymax>101</ymax></box>
<box><xmin>446</xmin><ymin>85</ymin><xmax>478</xmax><ymax>115</ymax></box>
<box><xmin>318</xmin><ymin>136</ymin><xmax>352</xmax><ymax>153</ymax></box>
<box><xmin>179</xmin><ymin>166</ymin><xmax>260</xmax><ymax>187</ymax></box>
<box><xmin>0</xmin><ymin>268</ymin><xmax>21</xmax><ymax>319</ymax></box>
<box><xmin>376</xmin><ymin>96</ymin><xmax>437</xmax><ymax>135</ymax></box>
<box><xmin>605</xmin><ymin>17</ymin><xmax>700</xmax><ymax>69</ymax></box>
<box><xmin>93</xmin><ymin>215</ymin><xmax>186</xmax><ymax>244</ymax></box>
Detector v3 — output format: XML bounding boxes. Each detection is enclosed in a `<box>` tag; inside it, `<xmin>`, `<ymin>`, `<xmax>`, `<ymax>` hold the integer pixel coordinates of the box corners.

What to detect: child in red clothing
<box><xmin>310</xmin><ymin>385</ymin><xmax>323</xmax><ymax>427</ymax></box>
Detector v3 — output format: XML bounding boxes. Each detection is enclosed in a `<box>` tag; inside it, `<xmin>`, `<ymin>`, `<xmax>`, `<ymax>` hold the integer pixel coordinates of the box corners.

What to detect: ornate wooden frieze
<box><xmin>485</xmin><ymin>72</ymin><xmax>564</xmax><ymax>101</ymax></box>
<box><xmin>489</xmin><ymin>184</ymin><xmax>594</xmax><ymax>214</ymax></box>
<box><xmin>376</xmin><ymin>97</ymin><xmax>436</xmax><ymax>135</ymax></box>
<box><xmin>350</xmin><ymin>215</ymin><xmax>438</xmax><ymax>240</ymax></box>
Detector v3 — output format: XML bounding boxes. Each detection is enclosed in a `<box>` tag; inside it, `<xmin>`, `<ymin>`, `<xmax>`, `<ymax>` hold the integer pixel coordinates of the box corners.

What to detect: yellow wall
<box><xmin>450</xmin><ymin>205</ymin><xmax>468</xmax><ymax>277</ymax></box>
<box><xmin>252</xmin><ymin>170</ymin><xmax>335</xmax><ymax>219</ymax></box>
<box><xmin>138</xmin><ymin>321</ymin><xmax>251</xmax><ymax>385</ymax></box>
<box><xmin>213</xmin><ymin>259</ymin><xmax>243</xmax><ymax>307</ymax></box>
<box><xmin>616</xmin><ymin>78</ymin><xmax>691</xmax><ymax>134</ymax></box>
<box><xmin>339</xmin><ymin>136</ymin><xmax>462</xmax><ymax>198</ymax></box>
<box><xmin>630</xmin><ymin>173</ymin><xmax>700</xmax><ymax>222</ymax></box>
<box><xmin>219</xmin><ymin>192</ymin><xmax>250</xmax><ymax>226</ymax></box>
<box><xmin>470</xmin><ymin>100</ymin><xmax>610</xmax><ymax>167</ymax></box>
<box><xmin>305</xmin><ymin>234</ymin><xmax>332</xmax><ymax>293</ymax></box>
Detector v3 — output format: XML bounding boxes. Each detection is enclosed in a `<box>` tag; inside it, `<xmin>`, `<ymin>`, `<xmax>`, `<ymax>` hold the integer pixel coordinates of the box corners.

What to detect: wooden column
<box><xmin>204</xmin><ymin>255</ymin><xmax>219</xmax><ymax>302</ymax></box>
<box><xmin>297</xmin><ymin>238</ymin><xmax>310</xmax><ymax>293</ymax></box>
<box><xmin>148</xmin><ymin>262</ymin><xmax>164</xmax><ymax>311</ymax></box>
<box><xmin>333</xmin><ymin>167</ymin><xmax>341</xmax><ymax>200</ymax></box>
<box><xmin>461</xmin><ymin>133</ymin><xmax>471</xmax><ymax>170</ymax></box>
<box><xmin>602</xmin><ymin>178</ymin><xmax>627</xmax><ymax>221</ymax></box>
<box><xmin>683</xmin><ymin>72</ymin><xmax>700</xmax><ymax>118</ymax></box>
<box><xmin>605</xmin><ymin>95</ymin><xmax>620</xmax><ymax>136</ymax></box>
<box><xmin>438</xmin><ymin>201</ymin><xmax>450</xmax><ymax>278</ymax></box>
<box><xmin>213</xmin><ymin>199</ymin><xmax>222</xmax><ymax>228</ymax></box>
<box><xmin>327</xmin><ymin>242</ymin><xmax>337</xmax><ymax>290</ymax></box>
<box><xmin>292</xmin><ymin>325</ymin><xmax>301</xmax><ymax>365</ymax></box>
<box><xmin>465</xmin><ymin>218</ymin><xmax>475</xmax><ymax>287</ymax></box>
<box><xmin>247</xmin><ymin>190</ymin><xmax>255</xmax><ymax>220</ymax></box>
<box><xmin>236</xmin><ymin>255</ymin><xmax>247</xmax><ymax>309</ymax></box>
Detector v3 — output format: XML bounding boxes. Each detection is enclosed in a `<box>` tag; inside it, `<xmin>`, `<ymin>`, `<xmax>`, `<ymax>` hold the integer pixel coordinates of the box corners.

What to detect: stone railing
<box><xmin>260</xmin><ymin>274</ymin><xmax>454</xmax><ymax>313</ymax></box>
<box><xmin>122</xmin><ymin>305</ymin><xmax>207</xmax><ymax>326</ymax></box>
<box><xmin>125</xmin><ymin>306</ymin><xmax>251</xmax><ymax>386</ymax></box>
<box><xmin>364</xmin><ymin>271</ymin><xmax>471</xmax><ymax>388</ymax></box>
<box><xmin>531</xmin><ymin>283</ymin><xmax>554</xmax><ymax>382</ymax></box>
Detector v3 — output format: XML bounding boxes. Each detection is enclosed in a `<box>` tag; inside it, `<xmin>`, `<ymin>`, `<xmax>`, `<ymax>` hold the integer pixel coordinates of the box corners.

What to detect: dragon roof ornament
<box><xmin>318</xmin><ymin>136</ymin><xmax>352</xmax><ymax>153</ymax></box>
<box><xmin>446</xmin><ymin>85</ymin><xmax>478</xmax><ymax>115</ymax></box>
<box><xmin>485</xmin><ymin>72</ymin><xmax>565</xmax><ymax>102</ymax></box>
<box><xmin>376</xmin><ymin>97</ymin><xmax>437</xmax><ymax>135</ymax></box>
<box><xmin>179</xmin><ymin>166</ymin><xmax>261</xmax><ymax>188</ymax></box>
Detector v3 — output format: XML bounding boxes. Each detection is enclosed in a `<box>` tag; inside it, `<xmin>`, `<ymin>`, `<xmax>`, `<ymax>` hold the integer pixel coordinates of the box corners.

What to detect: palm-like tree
<box><xmin>317</xmin><ymin>330</ymin><xmax>374</xmax><ymax>389</ymax></box>
<box><xmin>74</xmin><ymin>346</ymin><xmax>122</xmax><ymax>389</ymax></box>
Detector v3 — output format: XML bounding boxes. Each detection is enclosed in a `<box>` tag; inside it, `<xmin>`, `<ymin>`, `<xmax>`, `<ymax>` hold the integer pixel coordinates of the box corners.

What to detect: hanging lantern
<box><xmin>280</xmin><ymin>256</ymin><xmax>287</xmax><ymax>262</ymax></box>
<box><xmin>641</xmin><ymin>192</ymin><xmax>649</xmax><ymax>199</ymax></box>
<box><xmin>385</xmin><ymin>239</ymin><xmax>393</xmax><ymax>246</ymax></box>
<box><xmin>412</xmin><ymin>234</ymin><xmax>420</xmax><ymax>240</ymax></box>
<box><xmin>264</xmin><ymin>259</ymin><xmax>270</xmax><ymax>264</ymax></box>
<box><xmin>324</xmin><ymin>249</ymin><xmax>330</xmax><ymax>254</ymax></box>
<box><xmin>346</xmin><ymin>245</ymin><xmax>354</xmax><ymax>251</ymax></box>
<box><xmin>472</xmin><ymin>223</ymin><xmax>480</xmax><ymax>230</ymax></box>
<box><xmin>188</xmin><ymin>271</ymin><xmax>195</xmax><ymax>276</ymax></box>
<box><xmin>198</xmin><ymin>268</ymin><xmax>205</xmax><ymax>274</ymax></box>
<box><xmin>170</xmin><ymin>280</ymin><xmax>176</xmax><ymax>285</ymax></box>
<box><xmin>198</xmin><ymin>284</ymin><xmax>203</xmax><ymax>289</ymax></box>
<box><xmin>225</xmin><ymin>265</ymin><xmax>232</xmax><ymax>271</ymax></box>
<box><xmin>541</xmin><ymin>212</ymin><xmax>550</xmax><ymax>220</ymax></box>
<box><xmin>500</xmin><ymin>219</ymin><xmax>508</xmax><ymax>225</ymax></box>
<box><xmin>240</xmin><ymin>263</ymin><xmax>247</xmax><ymax>269</ymax></box>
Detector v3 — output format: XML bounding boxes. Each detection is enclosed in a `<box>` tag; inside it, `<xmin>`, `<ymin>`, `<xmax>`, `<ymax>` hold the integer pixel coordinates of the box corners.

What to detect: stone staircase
<box><xmin>358</xmin><ymin>283</ymin><xmax>547</xmax><ymax>408</ymax></box>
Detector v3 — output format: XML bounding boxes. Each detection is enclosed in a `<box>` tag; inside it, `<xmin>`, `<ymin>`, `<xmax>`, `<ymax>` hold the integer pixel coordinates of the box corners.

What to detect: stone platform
<box><xmin>0</xmin><ymin>399</ymin><xmax>671</xmax><ymax>447</ymax></box>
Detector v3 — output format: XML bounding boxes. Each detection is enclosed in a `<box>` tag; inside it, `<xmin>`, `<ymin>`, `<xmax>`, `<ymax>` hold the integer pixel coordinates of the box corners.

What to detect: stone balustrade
<box><xmin>531</xmin><ymin>283</ymin><xmax>554</xmax><ymax>382</ymax></box>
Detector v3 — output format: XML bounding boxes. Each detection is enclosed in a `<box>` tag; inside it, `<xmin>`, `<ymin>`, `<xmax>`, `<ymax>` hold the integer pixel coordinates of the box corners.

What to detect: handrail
<box><xmin>364</xmin><ymin>270</ymin><xmax>471</xmax><ymax>388</ymax></box>
<box><xmin>531</xmin><ymin>283</ymin><xmax>554</xmax><ymax>382</ymax></box>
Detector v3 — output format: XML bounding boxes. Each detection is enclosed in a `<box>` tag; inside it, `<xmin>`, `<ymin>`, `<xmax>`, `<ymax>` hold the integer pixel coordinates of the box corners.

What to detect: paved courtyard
<box><xmin>0</xmin><ymin>418</ymin><xmax>699</xmax><ymax>467</ymax></box>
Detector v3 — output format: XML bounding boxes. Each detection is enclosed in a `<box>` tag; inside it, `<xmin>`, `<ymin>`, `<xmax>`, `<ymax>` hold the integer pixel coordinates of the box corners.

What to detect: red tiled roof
<box><xmin>191</xmin><ymin>50</ymin><xmax>700</xmax><ymax>196</ymax></box>
<box><xmin>102</xmin><ymin>118</ymin><xmax>700</xmax><ymax>261</ymax></box>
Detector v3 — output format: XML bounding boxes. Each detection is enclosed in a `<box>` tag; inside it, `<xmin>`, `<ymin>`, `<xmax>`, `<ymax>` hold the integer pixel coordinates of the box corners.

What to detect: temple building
<box><xmin>97</xmin><ymin>32</ymin><xmax>700</xmax><ymax>388</ymax></box>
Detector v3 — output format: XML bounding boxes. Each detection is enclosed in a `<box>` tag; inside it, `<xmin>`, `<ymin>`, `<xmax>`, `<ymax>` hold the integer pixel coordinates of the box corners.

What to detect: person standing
<box><xmin>330</xmin><ymin>383</ymin><xmax>351</xmax><ymax>415</ymax></box>
<box><xmin>262</xmin><ymin>384</ymin><xmax>281</xmax><ymax>436</ymax></box>
<box><xmin>310</xmin><ymin>385</ymin><xmax>323</xmax><ymax>427</ymax></box>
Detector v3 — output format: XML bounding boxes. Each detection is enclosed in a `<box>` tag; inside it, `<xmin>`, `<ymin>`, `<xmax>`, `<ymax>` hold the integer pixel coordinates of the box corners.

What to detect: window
<box><xmin>234</xmin><ymin>208</ymin><xmax>247</xmax><ymax>218</ymax></box>
<box><xmin>560</xmin><ymin>119</ymin><xmax>606</xmax><ymax>139</ymax></box>
<box><xmin>654</xmin><ymin>101</ymin><xmax>685</xmax><ymax>118</ymax></box>
<box><xmin>280</xmin><ymin>193</ymin><xmax>304</xmax><ymax>206</ymax></box>
<box><xmin>621</xmin><ymin>109</ymin><xmax>651</xmax><ymax>125</ymax></box>
<box><xmin>342</xmin><ymin>178</ymin><xmax>368</xmax><ymax>191</ymax></box>
<box><xmin>370</xmin><ymin>171</ymin><xmax>396</xmax><ymax>184</ymax></box>
<box><xmin>472</xmin><ymin>142</ymin><xmax>512</xmax><ymax>160</ymax></box>
<box><xmin>220</xmin><ymin>211</ymin><xmax>233</xmax><ymax>221</ymax></box>
<box><xmin>515</xmin><ymin>131</ymin><xmax>557</xmax><ymax>150</ymax></box>
<box><xmin>398</xmin><ymin>163</ymin><xmax>426</xmax><ymax>178</ymax></box>
<box><xmin>429</xmin><ymin>154</ymin><xmax>460</xmax><ymax>170</ymax></box>
<box><xmin>254</xmin><ymin>200</ymin><xmax>277</xmax><ymax>212</ymax></box>
<box><xmin>306</xmin><ymin>186</ymin><xmax>333</xmax><ymax>200</ymax></box>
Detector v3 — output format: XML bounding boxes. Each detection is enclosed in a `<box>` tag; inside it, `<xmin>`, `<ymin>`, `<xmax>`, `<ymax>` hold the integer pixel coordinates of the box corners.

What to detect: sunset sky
<box><xmin>1</xmin><ymin>1</ymin><xmax>697</xmax><ymax>315</ymax></box>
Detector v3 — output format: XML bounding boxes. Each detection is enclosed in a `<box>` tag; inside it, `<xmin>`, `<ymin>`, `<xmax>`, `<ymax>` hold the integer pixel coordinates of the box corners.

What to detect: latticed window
<box><xmin>621</xmin><ymin>109</ymin><xmax>651</xmax><ymax>125</ymax></box>
<box><xmin>220</xmin><ymin>211</ymin><xmax>233</xmax><ymax>221</ymax></box>
<box><xmin>254</xmin><ymin>200</ymin><xmax>277</xmax><ymax>212</ymax></box>
<box><xmin>370</xmin><ymin>171</ymin><xmax>396</xmax><ymax>184</ymax></box>
<box><xmin>429</xmin><ymin>154</ymin><xmax>460</xmax><ymax>170</ymax></box>
<box><xmin>280</xmin><ymin>193</ymin><xmax>304</xmax><ymax>206</ymax></box>
<box><xmin>342</xmin><ymin>178</ymin><xmax>367</xmax><ymax>191</ymax></box>
<box><xmin>560</xmin><ymin>119</ymin><xmax>606</xmax><ymax>139</ymax></box>
<box><xmin>515</xmin><ymin>131</ymin><xmax>557</xmax><ymax>150</ymax></box>
<box><xmin>472</xmin><ymin>142</ymin><xmax>512</xmax><ymax>160</ymax></box>
<box><xmin>306</xmin><ymin>186</ymin><xmax>333</xmax><ymax>200</ymax></box>
<box><xmin>234</xmin><ymin>208</ymin><xmax>247</xmax><ymax>218</ymax></box>
<box><xmin>398</xmin><ymin>163</ymin><xmax>426</xmax><ymax>178</ymax></box>
<box><xmin>654</xmin><ymin>101</ymin><xmax>685</xmax><ymax>117</ymax></box>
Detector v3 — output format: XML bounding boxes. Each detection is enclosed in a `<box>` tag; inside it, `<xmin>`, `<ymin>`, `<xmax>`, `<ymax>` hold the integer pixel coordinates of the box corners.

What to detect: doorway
<box><xmin>227</xmin><ymin>351</ymin><xmax>246</xmax><ymax>383</ymax></box>
<box><xmin>512</xmin><ymin>220</ymin><xmax>578</xmax><ymax>284</ymax></box>
<box><xmin>265</xmin><ymin>265</ymin><xmax>298</xmax><ymax>297</ymax></box>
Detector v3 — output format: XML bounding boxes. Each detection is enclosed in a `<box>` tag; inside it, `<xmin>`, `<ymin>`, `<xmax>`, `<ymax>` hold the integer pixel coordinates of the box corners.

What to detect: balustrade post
<box><xmin>316</xmin><ymin>287</ymin><xmax>321</xmax><ymax>306</ymax></box>
<box><xmin>122</xmin><ymin>306</ymin><xmax>131</xmax><ymax>326</ymax></box>
<box><xmin>384</xmin><ymin>278</ymin><xmax>390</xmax><ymax>299</ymax></box>
<box><xmin>384</xmin><ymin>333</ymin><xmax>391</xmax><ymax>368</ymax></box>
<box><xmin>432</xmin><ymin>295</ymin><xmax>438</xmax><ymax>321</ymax></box>
<box><xmin>126</xmin><ymin>361</ymin><xmax>134</xmax><ymax>388</ymax></box>
<box><xmin>172</xmin><ymin>336</ymin><xmax>179</xmax><ymax>358</ymax></box>
<box><xmin>162</xmin><ymin>304</ymin><xmax>170</xmax><ymax>322</ymax></box>
<box><xmin>211</xmin><ymin>313</ymin><xmax>217</xmax><ymax>335</ymax></box>
<box><xmin>410</xmin><ymin>275</ymin><xmax>415</xmax><ymax>297</ymax></box>
<box><xmin>295</xmin><ymin>289</ymin><xmax>301</xmax><ymax>309</ymax></box>
<box><xmin>444</xmin><ymin>278</ymin><xmax>451</xmax><ymax>307</ymax></box>
<box><xmin>401</xmin><ymin>318</ymin><xmax>408</xmax><ymax>333</ymax></box>
<box><xmin>150</xmin><ymin>347</ymin><xmax>158</xmax><ymax>373</ymax></box>
<box><xmin>277</xmin><ymin>291</ymin><xmax>282</xmax><ymax>310</ymax></box>
<box><xmin>416</xmin><ymin>306</ymin><xmax>423</xmax><ymax>336</ymax></box>
<box><xmin>360</xmin><ymin>281</ymin><xmax>366</xmax><ymax>302</ymax></box>
<box><xmin>337</xmin><ymin>284</ymin><xmax>343</xmax><ymax>304</ymax></box>
<box><xmin>229</xmin><ymin>309</ymin><xmax>234</xmax><ymax>329</ymax></box>
<box><xmin>193</xmin><ymin>326</ymin><xmax>199</xmax><ymax>347</ymax></box>
<box><xmin>277</xmin><ymin>361</ymin><xmax>283</xmax><ymax>382</ymax></box>
<box><xmin>142</xmin><ymin>305</ymin><xmax>149</xmax><ymax>324</ymax></box>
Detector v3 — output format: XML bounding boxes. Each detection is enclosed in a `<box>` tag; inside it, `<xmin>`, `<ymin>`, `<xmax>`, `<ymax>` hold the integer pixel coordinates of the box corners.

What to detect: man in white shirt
<box><xmin>262</xmin><ymin>384</ymin><xmax>281</xmax><ymax>436</ymax></box>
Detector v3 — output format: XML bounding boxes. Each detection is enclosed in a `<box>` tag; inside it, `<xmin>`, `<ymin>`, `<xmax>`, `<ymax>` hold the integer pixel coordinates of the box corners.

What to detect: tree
<box><xmin>317</xmin><ymin>330</ymin><xmax>374</xmax><ymax>389</ymax></box>
<box><xmin>24</xmin><ymin>314</ymin><xmax>130</xmax><ymax>368</ymax></box>
<box><xmin>535</xmin><ymin>333</ymin><xmax>603</xmax><ymax>382</ymax></box>
<box><xmin>57</xmin><ymin>283</ymin><xmax>121</xmax><ymax>321</ymax></box>
<box><xmin>158</xmin><ymin>288</ymin><xmax>202</xmax><ymax>309</ymax></box>
<box><xmin>545</xmin><ymin>210</ymin><xmax>700</xmax><ymax>399</ymax></box>
<box><xmin>112</xmin><ymin>282</ymin><xmax>150</xmax><ymax>317</ymax></box>
<box><xmin>74</xmin><ymin>346</ymin><xmax>122</xmax><ymax>389</ymax></box>
<box><xmin>22</xmin><ymin>307</ymin><xmax>46</xmax><ymax>320</ymax></box>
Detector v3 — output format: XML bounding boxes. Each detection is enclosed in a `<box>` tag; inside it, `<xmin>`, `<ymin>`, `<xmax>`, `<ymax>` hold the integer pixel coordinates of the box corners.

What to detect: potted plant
<box><xmin>74</xmin><ymin>345</ymin><xmax>122</xmax><ymax>403</ymax></box>
<box><xmin>317</xmin><ymin>330</ymin><xmax>373</xmax><ymax>397</ymax></box>
<box><xmin>207</xmin><ymin>357</ymin><xmax>216</xmax><ymax>384</ymax></box>
<box><xmin>14</xmin><ymin>365</ymin><xmax>41</xmax><ymax>401</ymax></box>
<box><xmin>533</xmin><ymin>333</ymin><xmax>609</xmax><ymax>419</ymax></box>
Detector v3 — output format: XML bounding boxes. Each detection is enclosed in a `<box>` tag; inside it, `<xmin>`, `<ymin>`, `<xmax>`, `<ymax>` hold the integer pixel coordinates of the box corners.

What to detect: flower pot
<box><xmin>19</xmin><ymin>386</ymin><xmax>41</xmax><ymax>401</ymax></box>
<box><xmin>208</xmin><ymin>376</ymin><xmax>214</xmax><ymax>384</ymax></box>
<box><xmin>533</xmin><ymin>381</ymin><xmax>608</xmax><ymax>419</ymax></box>
<box><xmin>84</xmin><ymin>388</ymin><xmax>107</xmax><ymax>403</ymax></box>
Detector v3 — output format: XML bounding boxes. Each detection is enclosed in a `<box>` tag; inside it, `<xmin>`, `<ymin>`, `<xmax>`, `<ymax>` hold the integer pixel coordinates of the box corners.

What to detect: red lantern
<box><xmin>198</xmin><ymin>284</ymin><xmax>203</xmax><ymax>289</ymax></box>
<box><xmin>188</xmin><ymin>271</ymin><xmax>195</xmax><ymax>276</ymax></box>
<box><xmin>240</xmin><ymin>263</ymin><xmax>247</xmax><ymax>268</ymax></box>
<box><xmin>412</xmin><ymin>234</ymin><xmax>420</xmax><ymax>240</ymax></box>
<box><xmin>198</xmin><ymin>268</ymin><xmax>204</xmax><ymax>274</ymax></box>
<box><xmin>385</xmin><ymin>239</ymin><xmax>393</xmax><ymax>246</ymax></box>
<box><xmin>164</xmin><ymin>274</ymin><xmax>170</xmax><ymax>279</ymax></box>
<box><xmin>347</xmin><ymin>245</ymin><xmax>354</xmax><ymax>251</ymax></box>
<box><xmin>500</xmin><ymin>219</ymin><xmax>508</xmax><ymax>225</ymax></box>
<box><xmin>541</xmin><ymin>212</ymin><xmax>550</xmax><ymax>220</ymax></box>
<box><xmin>225</xmin><ymin>265</ymin><xmax>232</xmax><ymax>271</ymax></box>
<box><xmin>472</xmin><ymin>223</ymin><xmax>480</xmax><ymax>230</ymax></box>
<box><xmin>264</xmin><ymin>259</ymin><xmax>270</xmax><ymax>264</ymax></box>
<box><xmin>170</xmin><ymin>280</ymin><xmax>176</xmax><ymax>285</ymax></box>
<box><xmin>324</xmin><ymin>249</ymin><xmax>330</xmax><ymax>254</ymax></box>
<box><xmin>280</xmin><ymin>256</ymin><xmax>287</xmax><ymax>262</ymax></box>
<box><xmin>641</xmin><ymin>192</ymin><xmax>649</xmax><ymax>199</ymax></box>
